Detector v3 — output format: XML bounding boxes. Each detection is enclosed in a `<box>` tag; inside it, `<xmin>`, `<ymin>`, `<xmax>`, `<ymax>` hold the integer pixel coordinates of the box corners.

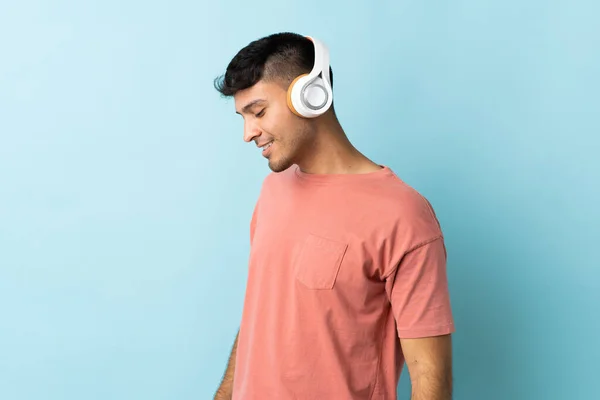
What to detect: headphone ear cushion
<box><xmin>287</xmin><ymin>73</ymin><xmax>309</xmax><ymax>117</ymax></box>
<box><xmin>302</xmin><ymin>76</ymin><xmax>329</xmax><ymax>109</ymax></box>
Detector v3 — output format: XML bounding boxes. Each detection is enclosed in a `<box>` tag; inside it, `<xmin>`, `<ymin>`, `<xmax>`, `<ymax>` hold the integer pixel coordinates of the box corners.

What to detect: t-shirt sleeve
<box><xmin>384</xmin><ymin>236</ymin><xmax>455</xmax><ymax>339</ymax></box>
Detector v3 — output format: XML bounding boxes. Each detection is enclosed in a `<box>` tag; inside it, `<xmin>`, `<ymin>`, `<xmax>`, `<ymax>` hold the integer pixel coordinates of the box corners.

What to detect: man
<box><xmin>213</xmin><ymin>32</ymin><xmax>455</xmax><ymax>400</ymax></box>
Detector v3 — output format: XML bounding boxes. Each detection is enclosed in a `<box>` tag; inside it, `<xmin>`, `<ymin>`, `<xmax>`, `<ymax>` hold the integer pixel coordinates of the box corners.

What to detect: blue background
<box><xmin>1</xmin><ymin>1</ymin><xmax>598</xmax><ymax>399</ymax></box>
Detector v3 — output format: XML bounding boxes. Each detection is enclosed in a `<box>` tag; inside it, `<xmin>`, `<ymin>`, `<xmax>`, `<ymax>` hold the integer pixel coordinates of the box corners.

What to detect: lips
<box><xmin>260</xmin><ymin>141</ymin><xmax>273</xmax><ymax>157</ymax></box>
<box><xmin>258</xmin><ymin>141</ymin><xmax>273</xmax><ymax>150</ymax></box>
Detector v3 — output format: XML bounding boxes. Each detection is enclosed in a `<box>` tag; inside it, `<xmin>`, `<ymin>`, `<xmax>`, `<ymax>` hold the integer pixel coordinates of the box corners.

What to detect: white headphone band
<box><xmin>286</xmin><ymin>35</ymin><xmax>333</xmax><ymax>118</ymax></box>
<box><xmin>305</xmin><ymin>36</ymin><xmax>331</xmax><ymax>88</ymax></box>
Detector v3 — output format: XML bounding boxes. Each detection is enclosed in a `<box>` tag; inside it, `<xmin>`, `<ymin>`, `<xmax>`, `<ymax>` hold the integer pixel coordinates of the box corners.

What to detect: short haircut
<box><xmin>214</xmin><ymin>32</ymin><xmax>334</xmax><ymax>97</ymax></box>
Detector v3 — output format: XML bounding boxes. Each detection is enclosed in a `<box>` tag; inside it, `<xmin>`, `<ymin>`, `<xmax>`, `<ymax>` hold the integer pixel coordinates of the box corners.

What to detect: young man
<box><xmin>213</xmin><ymin>32</ymin><xmax>455</xmax><ymax>400</ymax></box>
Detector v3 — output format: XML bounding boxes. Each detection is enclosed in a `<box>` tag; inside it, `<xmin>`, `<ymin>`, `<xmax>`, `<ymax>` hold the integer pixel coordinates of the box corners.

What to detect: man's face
<box><xmin>234</xmin><ymin>80</ymin><xmax>315</xmax><ymax>172</ymax></box>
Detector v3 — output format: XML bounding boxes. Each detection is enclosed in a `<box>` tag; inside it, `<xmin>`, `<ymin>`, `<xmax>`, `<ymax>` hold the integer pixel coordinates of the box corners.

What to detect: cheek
<box><xmin>263</xmin><ymin>110</ymin><xmax>289</xmax><ymax>137</ymax></box>
<box><xmin>264</xmin><ymin>101</ymin><xmax>303</xmax><ymax>143</ymax></box>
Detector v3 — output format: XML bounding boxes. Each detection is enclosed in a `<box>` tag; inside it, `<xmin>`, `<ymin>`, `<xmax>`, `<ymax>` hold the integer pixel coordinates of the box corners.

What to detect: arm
<box><xmin>401</xmin><ymin>334</ymin><xmax>453</xmax><ymax>400</ymax></box>
<box><xmin>384</xmin><ymin>236</ymin><xmax>455</xmax><ymax>399</ymax></box>
<box><xmin>214</xmin><ymin>330</ymin><xmax>239</xmax><ymax>400</ymax></box>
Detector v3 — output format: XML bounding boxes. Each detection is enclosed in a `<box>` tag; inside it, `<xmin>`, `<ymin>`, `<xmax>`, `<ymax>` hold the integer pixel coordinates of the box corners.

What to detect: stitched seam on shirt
<box><xmin>368</xmin><ymin>297</ymin><xmax>392</xmax><ymax>400</ymax></box>
<box><xmin>398</xmin><ymin>322</ymin><xmax>455</xmax><ymax>335</ymax></box>
<box><xmin>381</xmin><ymin>234</ymin><xmax>444</xmax><ymax>280</ymax></box>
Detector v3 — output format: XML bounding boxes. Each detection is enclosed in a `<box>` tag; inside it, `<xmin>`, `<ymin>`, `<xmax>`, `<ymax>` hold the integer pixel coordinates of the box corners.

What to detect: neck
<box><xmin>296</xmin><ymin>113</ymin><xmax>381</xmax><ymax>175</ymax></box>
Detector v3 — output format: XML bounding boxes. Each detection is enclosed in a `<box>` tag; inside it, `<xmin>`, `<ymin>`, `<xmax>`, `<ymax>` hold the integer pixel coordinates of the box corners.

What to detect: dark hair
<box><xmin>214</xmin><ymin>32</ymin><xmax>333</xmax><ymax>97</ymax></box>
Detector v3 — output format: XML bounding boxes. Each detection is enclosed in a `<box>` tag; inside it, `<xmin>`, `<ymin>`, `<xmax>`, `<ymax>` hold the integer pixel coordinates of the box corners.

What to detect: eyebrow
<box><xmin>236</xmin><ymin>99</ymin><xmax>267</xmax><ymax>115</ymax></box>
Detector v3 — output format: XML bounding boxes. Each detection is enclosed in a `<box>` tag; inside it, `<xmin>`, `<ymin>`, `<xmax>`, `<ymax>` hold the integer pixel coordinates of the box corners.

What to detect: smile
<box><xmin>260</xmin><ymin>141</ymin><xmax>273</xmax><ymax>157</ymax></box>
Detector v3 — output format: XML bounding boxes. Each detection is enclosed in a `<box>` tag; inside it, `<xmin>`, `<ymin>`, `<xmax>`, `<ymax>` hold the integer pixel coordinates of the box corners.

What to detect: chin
<box><xmin>268</xmin><ymin>156</ymin><xmax>293</xmax><ymax>173</ymax></box>
<box><xmin>268</xmin><ymin>162</ymin><xmax>288</xmax><ymax>173</ymax></box>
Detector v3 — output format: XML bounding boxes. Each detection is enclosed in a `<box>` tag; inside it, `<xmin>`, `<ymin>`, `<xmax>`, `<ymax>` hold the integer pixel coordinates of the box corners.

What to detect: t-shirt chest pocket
<box><xmin>293</xmin><ymin>234</ymin><xmax>348</xmax><ymax>290</ymax></box>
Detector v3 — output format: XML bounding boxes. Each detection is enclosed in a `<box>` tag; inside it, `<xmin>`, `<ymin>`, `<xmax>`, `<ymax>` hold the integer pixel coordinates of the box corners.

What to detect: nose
<box><xmin>243</xmin><ymin>120</ymin><xmax>261</xmax><ymax>143</ymax></box>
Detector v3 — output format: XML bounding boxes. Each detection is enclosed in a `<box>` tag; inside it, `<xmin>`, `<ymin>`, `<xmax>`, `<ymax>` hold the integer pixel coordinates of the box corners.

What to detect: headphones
<box><xmin>286</xmin><ymin>36</ymin><xmax>333</xmax><ymax>118</ymax></box>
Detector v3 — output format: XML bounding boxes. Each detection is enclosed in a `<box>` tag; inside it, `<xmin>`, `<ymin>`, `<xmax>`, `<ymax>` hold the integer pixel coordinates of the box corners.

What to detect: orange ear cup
<box><xmin>286</xmin><ymin>37</ymin><xmax>316</xmax><ymax>117</ymax></box>
<box><xmin>287</xmin><ymin>73</ymin><xmax>308</xmax><ymax>117</ymax></box>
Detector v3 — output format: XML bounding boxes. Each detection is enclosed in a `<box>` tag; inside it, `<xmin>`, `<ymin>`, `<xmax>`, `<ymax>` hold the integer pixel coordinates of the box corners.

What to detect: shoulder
<box><xmin>252</xmin><ymin>166</ymin><xmax>297</xmax><ymax>211</ymax></box>
<box><xmin>377</xmin><ymin>170</ymin><xmax>444</xmax><ymax>243</ymax></box>
<box><xmin>377</xmin><ymin>170</ymin><xmax>439</xmax><ymax>217</ymax></box>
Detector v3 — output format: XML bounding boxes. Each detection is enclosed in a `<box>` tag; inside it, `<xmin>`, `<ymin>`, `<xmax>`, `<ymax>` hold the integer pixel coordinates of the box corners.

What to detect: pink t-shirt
<box><xmin>232</xmin><ymin>165</ymin><xmax>455</xmax><ymax>400</ymax></box>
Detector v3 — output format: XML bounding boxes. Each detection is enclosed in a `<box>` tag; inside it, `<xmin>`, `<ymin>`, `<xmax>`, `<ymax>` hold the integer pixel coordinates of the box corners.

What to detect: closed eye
<box><xmin>255</xmin><ymin>109</ymin><xmax>266</xmax><ymax>118</ymax></box>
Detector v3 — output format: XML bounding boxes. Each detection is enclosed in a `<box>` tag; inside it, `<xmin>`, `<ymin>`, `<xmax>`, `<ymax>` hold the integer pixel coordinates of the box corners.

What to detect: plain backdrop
<box><xmin>1</xmin><ymin>1</ymin><xmax>598</xmax><ymax>399</ymax></box>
